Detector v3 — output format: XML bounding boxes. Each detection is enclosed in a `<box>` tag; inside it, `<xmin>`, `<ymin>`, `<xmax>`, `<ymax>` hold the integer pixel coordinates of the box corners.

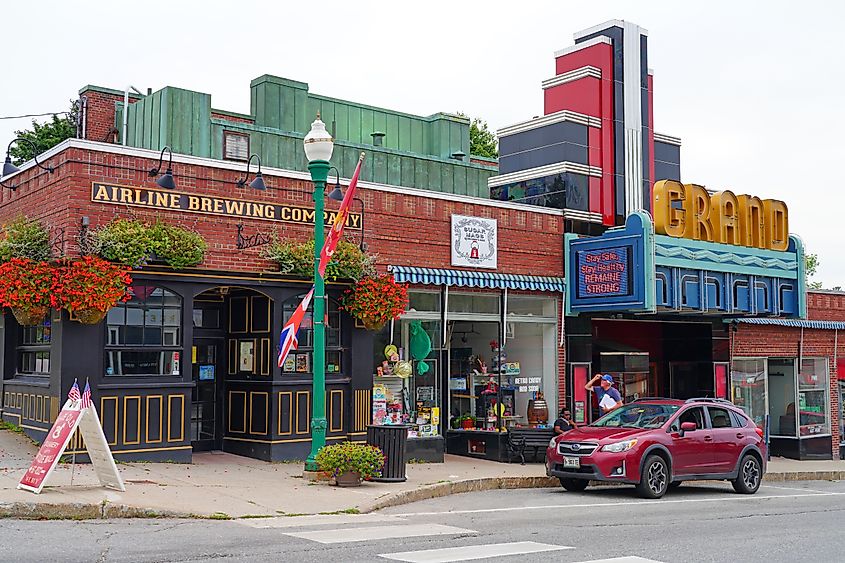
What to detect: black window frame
<box><xmin>16</xmin><ymin>316</ymin><xmax>52</xmax><ymax>377</ymax></box>
<box><xmin>280</xmin><ymin>293</ymin><xmax>343</xmax><ymax>376</ymax></box>
<box><xmin>105</xmin><ymin>285</ymin><xmax>183</xmax><ymax>377</ymax></box>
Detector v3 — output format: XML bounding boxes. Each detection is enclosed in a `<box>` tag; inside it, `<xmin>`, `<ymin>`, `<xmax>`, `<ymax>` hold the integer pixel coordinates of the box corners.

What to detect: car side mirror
<box><xmin>679</xmin><ymin>421</ymin><xmax>697</xmax><ymax>436</ymax></box>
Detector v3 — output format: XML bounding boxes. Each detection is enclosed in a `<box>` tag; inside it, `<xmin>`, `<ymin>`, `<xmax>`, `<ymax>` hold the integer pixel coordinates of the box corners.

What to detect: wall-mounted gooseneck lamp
<box><xmin>2</xmin><ymin>137</ymin><xmax>55</xmax><ymax>190</ymax></box>
<box><xmin>236</xmin><ymin>154</ymin><xmax>266</xmax><ymax>191</ymax></box>
<box><xmin>327</xmin><ymin>166</ymin><xmax>343</xmax><ymax>202</ymax></box>
<box><xmin>149</xmin><ymin>146</ymin><xmax>176</xmax><ymax>189</ymax></box>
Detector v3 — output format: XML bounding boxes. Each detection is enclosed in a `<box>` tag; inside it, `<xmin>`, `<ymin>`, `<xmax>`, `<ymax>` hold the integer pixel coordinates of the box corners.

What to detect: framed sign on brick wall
<box><xmin>451</xmin><ymin>214</ymin><xmax>497</xmax><ymax>269</ymax></box>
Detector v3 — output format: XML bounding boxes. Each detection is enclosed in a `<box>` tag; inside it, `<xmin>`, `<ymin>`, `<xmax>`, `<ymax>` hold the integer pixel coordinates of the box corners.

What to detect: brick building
<box><xmin>0</xmin><ymin>19</ymin><xmax>840</xmax><ymax>463</ymax></box>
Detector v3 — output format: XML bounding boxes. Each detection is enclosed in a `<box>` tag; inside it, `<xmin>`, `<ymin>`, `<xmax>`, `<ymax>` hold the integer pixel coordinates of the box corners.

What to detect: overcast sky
<box><xmin>2</xmin><ymin>1</ymin><xmax>843</xmax><ymax>287</ymax></box>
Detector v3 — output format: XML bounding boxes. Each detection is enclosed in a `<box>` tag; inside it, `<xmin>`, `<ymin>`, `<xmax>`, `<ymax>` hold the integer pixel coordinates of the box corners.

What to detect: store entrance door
<box><xmin>191</xmin><ymin>338</ymin><xmax>224</xmax><ymax>451</ymax></box>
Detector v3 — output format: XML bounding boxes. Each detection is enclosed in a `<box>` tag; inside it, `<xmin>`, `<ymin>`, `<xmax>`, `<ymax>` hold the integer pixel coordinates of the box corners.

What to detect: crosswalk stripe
<box><xmin>236</xmin><ymin>513</ymin><xmax>405</xmax><ymax>529</ymax></box>
<box><xmin>571</xmin><ymin>557</ymin><xmax>664</xmax><ymax>563</ymax></box>
<box><xmin>285</xmin><ymin>523</ymin><xmax>476</xmax><ymax>544</ymax></box>
<box><xmin>379</xmin><ymin>541</ymin><xmax>574</xmax><ymax>562</ymax></box>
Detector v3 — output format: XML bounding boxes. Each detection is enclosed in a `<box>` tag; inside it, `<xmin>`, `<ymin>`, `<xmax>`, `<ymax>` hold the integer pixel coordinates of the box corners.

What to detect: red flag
<box><xmin>318</xmin><ymin>153</ymin><xmax>365</xmax><ymax>278</ymax></box>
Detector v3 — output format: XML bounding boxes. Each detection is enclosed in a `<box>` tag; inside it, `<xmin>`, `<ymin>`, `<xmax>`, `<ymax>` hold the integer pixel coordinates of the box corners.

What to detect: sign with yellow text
<box><xmin>652</xmin><ymin>180</ymin><xmax>788</xmax><ymax>251</ymax></box>
<box><xmin>91</xmin><ymin>182</ymin><xmax>362</xmax><ymax>229</ymax></box>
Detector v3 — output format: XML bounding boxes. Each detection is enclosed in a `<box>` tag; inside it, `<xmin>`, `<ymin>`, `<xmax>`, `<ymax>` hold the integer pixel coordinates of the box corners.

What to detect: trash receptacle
<box><xmin>367</xmin><ymin>425</ymin><xmax>408</xmax><ymax>482</ymax></box>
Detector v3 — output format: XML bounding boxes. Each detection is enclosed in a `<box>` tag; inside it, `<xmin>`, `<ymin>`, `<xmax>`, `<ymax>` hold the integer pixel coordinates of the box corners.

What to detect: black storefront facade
<box><xmin>1</xmin><ymin>268</ymin><xmax>375</xmax><ymax>463</ymax></box>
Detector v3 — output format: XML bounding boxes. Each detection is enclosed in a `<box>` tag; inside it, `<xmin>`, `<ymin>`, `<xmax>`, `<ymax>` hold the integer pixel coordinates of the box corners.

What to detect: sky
<box><xmin>1</xmin><ymin>1</ymin><xmax>843</xmax><ymax>287</ymax></box>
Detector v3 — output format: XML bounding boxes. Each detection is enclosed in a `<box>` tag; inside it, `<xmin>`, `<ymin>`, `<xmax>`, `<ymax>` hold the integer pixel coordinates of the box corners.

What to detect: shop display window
<box><xmin>731</xmin><ymin>358</ymin><xmax>766</xmax><ymax>427</ymax></box>
<box><xmin>797</xmin><ymin>358</ymin><xmax>829</xmax><ymax>436</ymax></box>
<box><xmin>106</xmin><ymin>286</ymin><xmax>182</xmax><ymax>376</ymax></box>
<box><xmin>280</xmin><ymin>293</ymin><xmax>342</xmax><ymax>375</ymax></box>
<box><xmin>17</xmin><ymin>317</ymin><xmax>51</xmax><ymax>376</ymax></box>
<box><xmin>768</xmin><ymin>359</ymin><xmax>798</xmax><ymax>437</ymax></box>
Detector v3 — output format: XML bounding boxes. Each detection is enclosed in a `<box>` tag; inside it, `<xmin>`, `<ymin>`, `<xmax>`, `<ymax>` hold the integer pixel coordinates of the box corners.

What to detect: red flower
<box><xmin>341</xmin><ymin>274</ymin><xmax>408</xmax><ymax>326</ymax></box>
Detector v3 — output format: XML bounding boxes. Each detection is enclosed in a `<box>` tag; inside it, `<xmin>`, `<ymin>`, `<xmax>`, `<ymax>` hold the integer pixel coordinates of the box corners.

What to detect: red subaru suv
<box><xmin>546</xmin><ymin>398</ymin><xmax>766</xmax><ymax>498</ymax></box>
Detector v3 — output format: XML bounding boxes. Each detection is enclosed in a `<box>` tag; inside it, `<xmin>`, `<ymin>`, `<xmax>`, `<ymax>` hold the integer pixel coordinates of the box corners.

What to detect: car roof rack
<box><xmin>685</xmin><ymin>397</ymin><xmax>734</xmax><ymax>405</ymax></box>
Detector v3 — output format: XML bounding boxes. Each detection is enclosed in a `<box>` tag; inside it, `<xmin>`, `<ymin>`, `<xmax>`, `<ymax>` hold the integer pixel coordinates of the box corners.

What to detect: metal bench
<box><xmin>506</xmin><ymin>428</ymin><xmax>555</xmax><ymax>464</ymax></box>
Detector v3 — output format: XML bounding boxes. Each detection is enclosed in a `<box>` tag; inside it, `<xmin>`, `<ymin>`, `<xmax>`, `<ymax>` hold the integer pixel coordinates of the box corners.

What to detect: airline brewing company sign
<box><xmin>451</xmin><ymin>214</ymin><xmax>497</xmax><ymax>269</ymax></box>
<box><xmin>91</xmin><ymin>182</ymin><xmax>362</xmax><ymax>229</ymax></box>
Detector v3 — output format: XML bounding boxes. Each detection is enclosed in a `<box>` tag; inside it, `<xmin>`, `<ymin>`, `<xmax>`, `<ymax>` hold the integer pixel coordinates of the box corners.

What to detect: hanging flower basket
<box><xmin>10</xmin><ymin>306</ymin><xmax>49</xmax><ymax>326</ymax></box>
<box><xmin>72</xmin><ymin>308</ymin><xmax>108</xmax><ymax>325</ymax></box>
<box><xmin>0</xmin><ymin>259</ymin><xmax>54</xmax><ymax>326</ymax></box>
<box><xmin>52</xmin><ymin>256</ymin><xmax>132</xmax><ymax>323</ymax></box>
<box><xmin>341</xmin><ymin>274</ymin><xmax>408</xmax><ymax>331</ymax></box>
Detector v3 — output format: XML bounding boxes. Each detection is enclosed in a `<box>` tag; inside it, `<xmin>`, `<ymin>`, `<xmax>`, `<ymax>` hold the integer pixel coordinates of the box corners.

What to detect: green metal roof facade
<box><xmin>118</xmin><ymin>76</ymin><xmax>497</xmax><ymax>196</ymax></box>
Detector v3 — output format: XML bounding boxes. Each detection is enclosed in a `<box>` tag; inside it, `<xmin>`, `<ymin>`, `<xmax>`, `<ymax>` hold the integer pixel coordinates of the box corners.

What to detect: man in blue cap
<box><xmin>585</xmin><ymin>373</ymin><xmax>623</xmax><ymax>414</ymax></box>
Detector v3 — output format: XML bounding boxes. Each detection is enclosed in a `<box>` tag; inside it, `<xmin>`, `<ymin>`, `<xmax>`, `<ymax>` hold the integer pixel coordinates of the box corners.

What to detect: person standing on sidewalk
<box><xmin>585</xmin><ymin>373</ymin><xmax>623</xmax><ymax>414</ymax></box>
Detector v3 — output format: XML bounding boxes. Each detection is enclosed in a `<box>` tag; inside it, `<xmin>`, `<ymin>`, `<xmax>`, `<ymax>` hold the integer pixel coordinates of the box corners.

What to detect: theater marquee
<box><xmin>91</xmin><ymin>182</ymin><xmax>362</xmax><ymax>229</ymax></box>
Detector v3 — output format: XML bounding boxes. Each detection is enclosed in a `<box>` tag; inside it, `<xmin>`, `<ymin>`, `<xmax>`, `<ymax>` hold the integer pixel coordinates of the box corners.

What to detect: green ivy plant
<box><xmin>90</xmin><ymin>218</ymin><xmax>206</xmax><ymax>269</ymax></box>
<box><xmin>262</xmin><ymin>237</ymin><xmax>376</xmax><ymax>281</ymax></box>
<box><xmin>0</xmin><ymin>216</ymin><xmax>52</xmax><ymax>262</ymax></box>
<box><xmin>148</xmin><ymin>222</ymin><xmax>207</xmax><ymax>269</ymax></box>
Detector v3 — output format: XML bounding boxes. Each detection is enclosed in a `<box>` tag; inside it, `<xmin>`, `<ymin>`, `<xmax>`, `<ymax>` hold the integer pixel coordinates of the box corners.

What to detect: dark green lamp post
<box><xmin>303</xmin><ymin>114</ymin><xmax>333</xmax><ymax>472</ymax></box>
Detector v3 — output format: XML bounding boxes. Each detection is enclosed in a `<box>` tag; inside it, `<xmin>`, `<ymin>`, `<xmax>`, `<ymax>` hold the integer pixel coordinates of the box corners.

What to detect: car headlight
<box><xmin>601</xmin><ymin>439</ymin><xmax>638</xmax><ymax>453</ymax></box>
<box><xmin>549</xmin><ymin>437</ymin><xmax>557</xmax><ymax>448</ymax></box>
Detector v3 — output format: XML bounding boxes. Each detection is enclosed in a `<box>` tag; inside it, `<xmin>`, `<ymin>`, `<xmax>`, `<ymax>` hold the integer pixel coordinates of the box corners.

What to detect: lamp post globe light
<box><xmin>303</xmin><ymin>115</ymin><xmax>333</xmax><ymax>472</ymax></box>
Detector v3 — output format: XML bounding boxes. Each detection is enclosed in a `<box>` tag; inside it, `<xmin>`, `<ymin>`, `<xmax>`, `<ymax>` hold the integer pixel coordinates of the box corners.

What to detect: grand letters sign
<box><xmin>91</xmin><ymin>182</ymin><xmax>362</xmax><ymax>229</ymax></box>
<box><xmin>653</xmin><ymin>180</ymin><xmax>788</xmax><ymax>251</ymax></box>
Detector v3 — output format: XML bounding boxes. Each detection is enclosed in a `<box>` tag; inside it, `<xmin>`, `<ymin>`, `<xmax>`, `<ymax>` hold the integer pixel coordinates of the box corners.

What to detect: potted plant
<box><xmin>148</xmin><ymin>221</ymin><xmax>206</xmax><ymax>269</ymax></box>
<box><xmin>0</xmin><ymin>216</ymin><xmax>52</xmax><ymax>262</ymax></box>
<box><xmin>0</xmin><ymin>258</ymin><xmax>54</xmax><ymax>325</ymax></box>
<box><xmin>52</xmin><ymin>256</ymin><xmax>132</xmax><ymax>324</ymax></box>
<box><xmin>341</xmin><ymin>274</ymin><xmax>408</xmax><ymax>331</ymax></box>
<box><xmin>315</xmin><ymin>441</ymin><xmax>385</xmax><ymax>487</ymax></box>
<box><xmin>262</xmin><ymin>237</ymin><xmax>375</xmax><ymax>281</ymax></box>
<box><xmin>457</xmin><ymin>414</ymin><xmax>477</xmax><ymax>430</ymax></box>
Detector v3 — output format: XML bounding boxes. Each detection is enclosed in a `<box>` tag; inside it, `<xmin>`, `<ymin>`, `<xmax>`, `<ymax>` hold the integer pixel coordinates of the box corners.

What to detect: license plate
<box><xmin>563</xmin><ymin>456</ymin><xmax>580</xmax><ymax>469</ymax></box>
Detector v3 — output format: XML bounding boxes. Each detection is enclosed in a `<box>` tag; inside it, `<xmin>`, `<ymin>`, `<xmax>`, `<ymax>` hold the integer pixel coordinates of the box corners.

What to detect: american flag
<box><xmin>81</xmin><ymin>380</ymin><xmax>92</xmax><ymax>410</ymax></box>
<box><xmin>277</xmin><ymin>288</ymin><xmax>314</xmax><ymax>368</ymax></box>
<box><xmin>68</xmin><ymin>380</ymin><xmax>81</xmax><ymax>402</ymax></box>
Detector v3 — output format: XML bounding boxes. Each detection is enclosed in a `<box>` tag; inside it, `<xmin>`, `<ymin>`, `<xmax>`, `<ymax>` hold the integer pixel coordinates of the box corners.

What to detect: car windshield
<box><xmin>591</xmin><ymin>403</ymin><xmax>680</xmax><ymax>428</ymax></box>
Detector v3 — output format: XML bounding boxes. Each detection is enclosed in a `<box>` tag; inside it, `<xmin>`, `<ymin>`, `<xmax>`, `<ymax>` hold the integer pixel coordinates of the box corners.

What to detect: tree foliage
<box><xmin>806</xmin><ymin>253</ymin><xmax>821</xmax><ymax>290</ymax></box>
<box><xmin>457</xmin><ymin>112</ymin><xmax>498</xmax><ymax>159</ymax></box>
<box><xmin>8</xmin><ymin>102</ymin><xmax>78</xmax><ymax>165</ymax></box>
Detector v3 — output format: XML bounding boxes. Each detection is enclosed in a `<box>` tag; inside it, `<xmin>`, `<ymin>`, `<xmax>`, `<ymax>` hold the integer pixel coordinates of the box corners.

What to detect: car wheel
<box><xmin>668</xmin><ymin>481</ymin><xmax>682</xmax><ymax>491</ymax></box>
<box><xmin>732</xmin><ymin>454</ymin><xmax>762</xmax><ymax>494</ymax></box>
<box><xmin>637</xmin><ymin>454</ymin><xmax>669</xmax><ymax>499</ymax></box>
<box><xmin>559</xmin><ymin>478</ymin><xmax>589</xmax><ymax>492</ymax></box>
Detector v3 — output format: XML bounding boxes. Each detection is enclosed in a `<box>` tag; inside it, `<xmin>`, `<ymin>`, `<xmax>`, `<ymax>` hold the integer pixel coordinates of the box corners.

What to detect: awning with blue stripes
<box><xmin>388</xmin><ymin>265</ymin><xmax>564</xmax><ymax>292</ymax></box>
<box><xmin>732</xmin><ymin>318</ymin><xmax>845</xmax><ymax>330</ymax></box>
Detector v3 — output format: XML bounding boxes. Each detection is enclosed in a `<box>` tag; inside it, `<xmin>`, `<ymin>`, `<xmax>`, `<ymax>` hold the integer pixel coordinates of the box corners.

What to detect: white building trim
<box><xmin>487</xmin><ymin>161</ymin><xmax>602</xmax><ymax>188</ymax></box>
<box><xmin>654</xmin><ymin>132</ymin><xmax>682</xmax><ymax>146</ymax></box>
<box><xmin>553</xmin><ymin>35</ymin><xmax>612</xmax><ymax>58</ymax></box>
<box><xmin>498</xmin><ymin>109</ymin><xmax>601</xmax><ymax>139</ymax></box>
<box><xmin>541</xmin><ymin>66</ymin><xmax>602</xmax><ymax>90</ymax></box>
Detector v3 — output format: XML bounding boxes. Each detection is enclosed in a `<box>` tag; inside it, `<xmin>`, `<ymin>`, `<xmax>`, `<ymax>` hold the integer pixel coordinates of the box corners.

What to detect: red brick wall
<box><xmin>211</xmin><ymin>112</ymin><xmax>254</xmax><ymax>125</ymax></box>
<box><xmin>808</xmin><ymin>291</ymin><xmax>845</xmax><ymax>321</ymax></box>
<box><xmin>733</xmin><ymin>324</ymin><xmax>841</xmax><ymax>458</ymax></box>
<box><xmin>79</xmin><ymin>89</ymin><xmax>142</xmax><ymax>144</ymax></box>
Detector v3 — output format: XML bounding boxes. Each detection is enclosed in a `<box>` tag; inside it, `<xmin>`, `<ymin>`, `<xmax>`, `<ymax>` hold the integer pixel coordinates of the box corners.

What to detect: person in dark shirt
<box><xmin>585</xmin><ymin>373</ymin><xmax>623</xmax><ymax>413</ymax></box>
<box><xmin>553</xmin><ymin>408</ymin><xmax>577</xmax><ymax>435</ymax></box>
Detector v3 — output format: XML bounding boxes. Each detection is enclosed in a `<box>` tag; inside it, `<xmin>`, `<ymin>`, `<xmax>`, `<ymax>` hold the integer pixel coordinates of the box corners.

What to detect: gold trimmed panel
<box><xmin>249</xmin><ymin>391</ymin><xmax>269</xmax><ymax>435</ymax></box>
<box><xmin>228</xmin><ymin>391</ymin><xmax>247</xmax><ymax>433</ymax></box>
<box><xmin>277</xmin><ymin>391</ymin><xmax>293</xmax><ymax>436</ymax></box>
<box><xmin>167</xmin><ymin>394</ymin><xmax>185</xmax><ymax>442</ymax></box>
<box><xmin>123</xmin><ymin>396</ymin><xmax>142</xmax><ymax>446</ymax></box>
<box><xmin>329</xmin><ymin>389</ymin><xmax>343</xmax><ymax>433</ymax></box>
<box><xmin>146</xmin><ymin>395</ymin><xmax>163</xmax><ymax>444</ymax></box>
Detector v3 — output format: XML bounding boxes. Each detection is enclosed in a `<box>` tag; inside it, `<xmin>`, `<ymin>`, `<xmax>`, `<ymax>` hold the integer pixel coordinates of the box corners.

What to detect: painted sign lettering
<box><xmin>91</xmin><ymin>182</ymin><xmax>362</xmax><ymax>229</ymax></box>
<box><xmin>653</xmin><ymin>180</ymin><xmax>788</xmax><ymax>251</ymax></box>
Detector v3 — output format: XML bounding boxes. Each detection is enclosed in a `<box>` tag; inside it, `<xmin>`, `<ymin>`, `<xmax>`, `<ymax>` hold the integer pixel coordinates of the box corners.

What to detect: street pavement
<box><xmin>1</xmin><ymin>479</ymin><xmax>843</xmax><ymax>562</ymax></box>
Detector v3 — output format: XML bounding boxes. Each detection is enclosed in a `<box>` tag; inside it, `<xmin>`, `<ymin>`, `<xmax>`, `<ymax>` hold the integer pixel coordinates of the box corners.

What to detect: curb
<box><xmin>0</xmin><ymin>501</ymin><xmax>191</xmax><ymax>520</ymax></box>
<box><xmin>360</xmin><ymin>470</ymin><xmax>845</xmax><ymax>513</ymax></box>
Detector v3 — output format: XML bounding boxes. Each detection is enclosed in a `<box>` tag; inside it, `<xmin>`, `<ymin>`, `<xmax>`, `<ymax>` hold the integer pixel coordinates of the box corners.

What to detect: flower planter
<box><xmin>72</xmin><ymin>308</ymin><xmax>107</xmax><ymax>325</ymax></box>
<box><xmin>461</xmin><ymin>419</ymin><xmax>475</xmax><ymax>430</ymax></box>
<box><xmin>335</xmin><ymin>470</ymin><xmax>362</xmax><ymax>487</ymax></box>
<box><xmin>11</xmin><ymin>306</ymin><xmax>48</xmax><ymax>326</ymax></box>
<box><xmin>362</xmin><ymin>318</ymin><xmax>386</xmax><ymax>332</ymax></box>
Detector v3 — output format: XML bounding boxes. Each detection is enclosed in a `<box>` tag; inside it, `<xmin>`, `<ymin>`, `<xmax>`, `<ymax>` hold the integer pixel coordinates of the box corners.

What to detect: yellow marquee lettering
<box><xmin>737</xmin><ymin>195</ymin><xmax>766</xmax><ymax>249</ymax></box>
<box><xmin>710</xmin><ymin>191</ymin><xmax>740</xmax><ymax>245</ymax></box>
<box><xmin>763</xmin><ymin>199</ymin><xmax>789</xmax><ymax>251</ymax></box>
<box><xmin>169</xmin><ymin>194</ymin><xmax>181</xmax><ymax>208</ymax></box>
<box><xmin>280</xmin><ymin>207</ymin><xmax>291</xmax><ymax>221</ymax></box>
<box><xmin>119</xmin><ymin>188</ymin><xmax>133</xmax><ymax>203</ymax></box>
<box><xmin>94</xmin><ymin>184</ymin><xmax>110</xmax><ymax>201</ymax></box>
<box><xmin>303</xmin><ymin>209</ymin><xmax>315</xmax><ymax>223</ymax></box>
<box><xmin>188</xmin><ymin>196</ymin><xmax>201</xmax><ymax>211</ymax></box>
<box><xmin>682</xmin><ymin>184</ymin><xmax>713</xmax><ymax>242</ymax></box>
<box><xmin>349</xmin><ymin>214</ymin><xmax>361</xmax><ymax>229</ymax></box>
<box><xmin>653</xmin><ymin>180</ymin><xmax>686</xmax><ymax>237</ymax></box>
<box><xmin>213</xmin><ymin>199</ymin><xmax>224</xmax><ymax>214</ymax></box>
<box><xmin>154</xmin><ymin>191</ymin><xmax>170</xmax><ymax>207</ymax></box>
<box><xmin>225</xmin><ymin>200</ymin><xmax>245</xmax><ymax>215</ymax></box>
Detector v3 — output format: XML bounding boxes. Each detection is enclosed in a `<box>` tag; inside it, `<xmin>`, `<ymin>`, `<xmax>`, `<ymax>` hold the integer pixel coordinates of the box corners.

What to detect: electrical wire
<box><xmin>0</xmin><ymin>111</ymin><xmax>70</xmax><ymax>121</ymax></box>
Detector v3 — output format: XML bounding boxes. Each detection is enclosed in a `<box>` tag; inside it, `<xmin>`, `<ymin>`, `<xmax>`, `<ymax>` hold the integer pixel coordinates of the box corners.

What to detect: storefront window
<box><xmin>768</xmin><ymin>359</ymin><xmax>797</xmax><ymax>437</ymax></box>
<box><xmin>797</xmin><ymin>358</ymin><xmax>829</xmax><ymax>436</ymax></box>
<box><xmin>448</xmin><ymin>293</ymin><xmax>499</xmax><ymax>315</ymax></box>
<box><xmin>280</xmin><ymin>294</ymin><xmax>342</xmax><ymax>375</ymax></box>
<box><xmin>17</xmin><ymin>317</ymin><xmax>51</xmax><ymax>376</ymax></box>
<box><xmin>731</xmin><ymin>358</ymin><xmax>766</xmax><ymax>427</ymax></box>
<box><xmin>106</xmin><ymin>286</ymin><xmax>182</xmax><ymax>376</ymax></box>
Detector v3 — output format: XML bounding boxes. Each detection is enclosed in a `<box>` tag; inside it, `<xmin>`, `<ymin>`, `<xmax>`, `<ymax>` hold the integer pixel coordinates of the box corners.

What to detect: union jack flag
<box><xmin>81</xmin><ymin>380</ymin><xmax>92</xmax><ymax>410</ymax></box>
<box><xmin>277</xmin><ymin>288</ymin><xmax>314</xmax><ymax>368</ymax></box>
<box><xmin>67</xmin><ymin>379</ymin><xmax>81</xmax><ymax>403</ymax></box>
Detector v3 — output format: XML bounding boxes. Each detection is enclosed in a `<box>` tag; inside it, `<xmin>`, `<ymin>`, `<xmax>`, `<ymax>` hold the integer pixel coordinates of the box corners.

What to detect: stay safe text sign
<box><xmin>451</xmin><ymin>215</ymin><xmax>497</xmax><ymax>269</ymax></box>
<box><xmin>575</xmin><ymin>247</ymin><xmax>630</xmax><ymax>299</ymax></box>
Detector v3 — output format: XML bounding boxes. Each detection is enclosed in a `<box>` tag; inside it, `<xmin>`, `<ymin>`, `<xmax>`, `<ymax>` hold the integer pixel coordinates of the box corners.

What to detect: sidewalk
<box><xmin>1</xmin><ymin>428</ymin><xmax>842</xmax><ymax>519</ymax></box>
